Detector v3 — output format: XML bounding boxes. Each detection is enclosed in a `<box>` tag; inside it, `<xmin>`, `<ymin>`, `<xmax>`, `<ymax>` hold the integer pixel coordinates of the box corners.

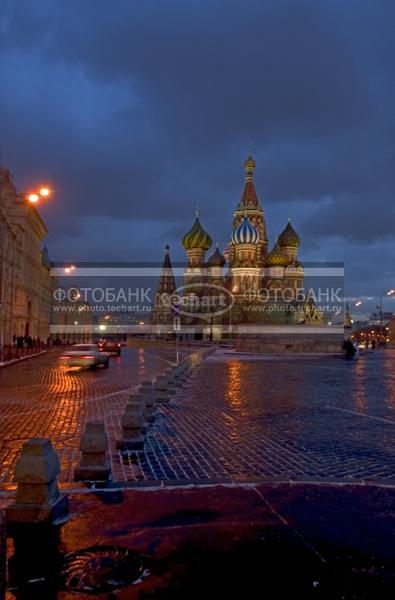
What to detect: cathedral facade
<box><xmin>181</xmin><ymin>155</ymin><xmax>304</xmax><ymax>303</ymax></box>
<box><xmin>152</xmin><ymin>156</ymin><xmax>309</xmax><ymax>333</ymax></box>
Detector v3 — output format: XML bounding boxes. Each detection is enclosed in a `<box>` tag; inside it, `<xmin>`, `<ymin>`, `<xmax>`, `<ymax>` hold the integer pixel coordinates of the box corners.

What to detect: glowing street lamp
<box><xmin>27</xmin><ymin>186</ymin><xmax>52</xmax><ymax>204</ymax></box>
<box><xmin>64</xmin><ymin>265</ymin><xmax>76</xmax><ymax>274</ymax></box>
<box><xmin>355</xmin><ymin>301</ymin><xmax>363</xmax><ymax>307</ymax></box>
<box><xmin>379</xmin><ymin>288</ymin><xmax>395</xmax><ymax>338</ymax></box>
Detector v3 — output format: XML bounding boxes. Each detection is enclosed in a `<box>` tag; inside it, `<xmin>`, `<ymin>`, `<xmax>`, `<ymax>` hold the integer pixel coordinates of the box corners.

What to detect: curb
<box><xmin>0</xmin><ymin>350</ymin><xmax>48</xmax><ymax>368</ymax></box>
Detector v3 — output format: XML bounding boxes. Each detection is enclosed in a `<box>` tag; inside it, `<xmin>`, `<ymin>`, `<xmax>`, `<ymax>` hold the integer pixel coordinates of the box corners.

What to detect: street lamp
<box><xmin>64</xmin><ymin>265</ymin><xmax>76</xmax><ymax>274</ymax></box>
<box><xmin>27</xmin><ymin>187</ymin><xmax>52</xmax><ymax>204</ymax></box>
<box><xmin>379</xmin><ymin>289</ymin><xmax>395</xmax><ymax>339</ymax></box>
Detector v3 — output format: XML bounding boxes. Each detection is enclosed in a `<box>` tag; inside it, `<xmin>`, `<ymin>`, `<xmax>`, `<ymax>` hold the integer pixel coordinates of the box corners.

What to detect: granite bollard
<box><xmin>75</xmin><ymin>421</ymin><xmax>111</xmax><ymax>482</ymax></box>
<box><xmin>140</xmin><ymin>380</ymin><xmax>155</xmax><ymax>422</ymax></box>
<box><xmin>117</xmin><ymin>394</ymin><xmax>145</xmax><ymax>450</ymax></box>
<box><xmin>129</xmin><ymin>391</ymin><xmax>146</xmax><ymax>422</ymax></box>
<box><xmin>165</xmin><ymin>368</ymin><xmax>177</xmax><ymax>392</ymax></box>
<box><xmin>154</xmin><ymin>374</ymin><xmax>171</xmax><ymax>403</ymax></box>
<box><xmin>6</xmin><ymin>438</ymin><xmax>68</xmax><ymax>525</ymax></box>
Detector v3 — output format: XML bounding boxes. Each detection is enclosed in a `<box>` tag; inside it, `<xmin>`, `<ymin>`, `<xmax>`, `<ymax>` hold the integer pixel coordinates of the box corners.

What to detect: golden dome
<box><xmin>182</xmin><ymin>214</ymin><xmax>212</xmax><ymax>251</ymax></box>
<box><xmin>266</xmin><ymin>241</ymin><xmax>287</xmax><ymax>266</ymax></box>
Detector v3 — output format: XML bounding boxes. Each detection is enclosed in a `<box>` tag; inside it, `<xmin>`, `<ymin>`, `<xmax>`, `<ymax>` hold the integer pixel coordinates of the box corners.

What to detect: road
<box><xmin>1</xmin><ymin>347</ymin><xmax>395</xmax><ymax>486</ymax></box>
<box><xmin>0</xmin><ymin>347</ymin><xmax>177</xmax><ymax>485</ymax></box>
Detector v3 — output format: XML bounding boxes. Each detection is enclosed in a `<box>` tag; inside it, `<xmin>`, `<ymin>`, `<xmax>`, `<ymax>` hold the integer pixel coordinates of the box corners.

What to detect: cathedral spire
<box><xmin>239</xmin><ymin>155</ymin><xmax>260</xmax><ymax>209</ymax></box>
<box><xmin>244</xmin><ymin>155</ymin><xmax>256</xmax><ymax>182</ymax></box>
<box><xmin>156</xmin><ymin>244</ymin><xmax>176</xmax><ymax>296</ymax></box>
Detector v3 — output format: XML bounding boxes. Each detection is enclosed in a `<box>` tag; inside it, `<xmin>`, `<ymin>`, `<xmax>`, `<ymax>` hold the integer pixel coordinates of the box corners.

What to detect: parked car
<box><xmin>59</xmin><ymin>344</ymin><xmax>109</xmax><ymax>369</ymax></box>
<box><xmin>98</xmin><ymin>337</ymin><xmax>121</xmax><ymax>355</ymax></box>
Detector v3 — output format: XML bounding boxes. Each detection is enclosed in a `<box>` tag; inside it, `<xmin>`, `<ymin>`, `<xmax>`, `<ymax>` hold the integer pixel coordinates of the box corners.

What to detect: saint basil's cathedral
<box><xmin>152</xmin><ymin>156</ymin><xmax>308</xmax><ymax>332</ymax></box>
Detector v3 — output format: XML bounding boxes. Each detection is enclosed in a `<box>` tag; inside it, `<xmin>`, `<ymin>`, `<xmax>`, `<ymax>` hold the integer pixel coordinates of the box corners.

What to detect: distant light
<box><xmin>355</xmin><ymin>301</ymin><xmax>362</xmax><ymax>307</ymax></box>
<box><xmin>139</xmin><ymin>321</ymin><xmax>145</xmax><ymax>326</ymax></box>
<box><xmin>39</xmin><ymin>187</ymin><xmax>50</xmax><ymax>197</ymax></box>
<box><xmin>64</xmin><ymin>267</ymin><xmax>71</xmax><ymax>273</ymax></box>
<box><xmin>70</xmin><ymin>265</ymin><xmax>76</xmax><ymax>270</ymax></box>
<box><xmin>74</xmin><ymin>321</ymin><xmax>78</xmax><ymax>326</ymax></box>
<box><xmin>99</xmin><ymin>324</ymin><xmax>106</xmax><ymax>331</ymax></box>
<box><xmin>28</xmin><ymin>193</ymin><xmax>39</xmax><ymax>203</ymax></box>
<box><xmin>104</xmin><ymin>315</ymin><xmax>110</xmax><ymax>320</ymax></box>
<box><xmin>327</xmin><ymin>321</ymin><xmax>332</xmax><ymax>326</ymax></box>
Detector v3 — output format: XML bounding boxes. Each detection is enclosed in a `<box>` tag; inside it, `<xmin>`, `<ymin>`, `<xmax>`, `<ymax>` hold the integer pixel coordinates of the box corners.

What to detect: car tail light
<box><xmin>79</xmin><ymin>355</ymin><xmax>94</xmax><ymax>359</ymax></box>
<box><xmin>59</xmin><ymin>356</ymin><xmax>69</xmax><ymax>360</ymax></box>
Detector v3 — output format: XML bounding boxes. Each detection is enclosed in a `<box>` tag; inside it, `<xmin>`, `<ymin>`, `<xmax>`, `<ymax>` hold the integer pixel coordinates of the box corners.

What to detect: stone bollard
<box><xmin>75</xmin><ymin>421</ymin><xmax>110</xmax><ymax>482</ymax></box>
<box><xmin>165</xmin><ymin>368</ymin><xmax>177</xmax><ymax>392</ymax></box>
<box><xmin>6</xmin><ymin>438</ymin><xmax>68</xmax><ymax>525</ymax></box>
<box><xmin>117</xmin><ymin>395</ymin><xmax>145</xmax><ymax>450</ymax></box>
<box><xmin>140</xmin><ymin>380</ymin><xmax>155</xmax><ymax>423</ymax></box>
<box><xmin>179</xmin><ymin>366</ymin><xmax>190</xmax><ymax>384</ymax></box>
<box><xmin>129</xmin><ymin>391</ymin><xmax>146</xmax><ymax>422</ymax></box>
<box><xmin>154</xmin><ymin>374</ymin><xmax>171</xmax><ymax>403</ymax></box>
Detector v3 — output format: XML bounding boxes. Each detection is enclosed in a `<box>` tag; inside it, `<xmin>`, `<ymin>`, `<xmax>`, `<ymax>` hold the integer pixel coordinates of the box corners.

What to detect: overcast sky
<box><xmin>1</xmin><ymin>0</ymin><xmax>395</xmax><ymax>312</ymax></box>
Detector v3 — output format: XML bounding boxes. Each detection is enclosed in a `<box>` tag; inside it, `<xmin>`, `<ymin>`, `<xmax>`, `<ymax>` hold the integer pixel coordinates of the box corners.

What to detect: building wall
<box><xmin>0</xmin><ymin>167</ymin><xmax>53</xmax><ymax>346</ymax></box>
<box><xmin>235</xmin><ymin>330</ymin><xmax>343</xmax><ymax>354</ymax></box>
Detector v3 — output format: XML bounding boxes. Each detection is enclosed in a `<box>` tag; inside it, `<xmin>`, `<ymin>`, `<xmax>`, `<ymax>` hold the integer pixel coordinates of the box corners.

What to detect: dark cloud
<box><xmin>1</xmin><ymin>0</ymin><xmax>394</xmax><ymax>293</ymax></box>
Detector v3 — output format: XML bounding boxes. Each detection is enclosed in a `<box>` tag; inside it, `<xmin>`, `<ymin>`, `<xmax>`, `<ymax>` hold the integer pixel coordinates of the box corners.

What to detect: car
<box><xmin>98</xmin><ymin>337</ymin><xmax>122</xmax><ymax>355</ymax></box>
<box><xmin>59</xmin><ymin>344</ymin><xmax>110</xmax><ymax>369</ymax></box>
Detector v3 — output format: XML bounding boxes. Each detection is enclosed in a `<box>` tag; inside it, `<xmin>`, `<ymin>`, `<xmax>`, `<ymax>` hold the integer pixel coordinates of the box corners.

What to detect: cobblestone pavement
<box><xmin>1</xmin><ymin>347</ymin><xmax>395</xmax><ymax>487</ymax></box>
<box><xmin>0</xmin><ymin>347</ymin><xmax>178</xmax><ymax>486</ymax></box>
<box><xmin>113</xmin><ymin>349</ymin><xmax>395</xmax><ymax>484</ymax></box>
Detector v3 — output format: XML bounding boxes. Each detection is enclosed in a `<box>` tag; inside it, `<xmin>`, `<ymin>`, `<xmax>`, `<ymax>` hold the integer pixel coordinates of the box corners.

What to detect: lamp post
<box><xmin>379</xmin><ymin>289</ymin><xmax>395</xmax><ymax>340</ymax></box>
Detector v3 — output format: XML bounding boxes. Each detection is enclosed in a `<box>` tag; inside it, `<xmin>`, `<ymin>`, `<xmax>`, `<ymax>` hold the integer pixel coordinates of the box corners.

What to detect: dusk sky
<box><xmin>1</xmin><ymin>0</ymin><xmax>395</xmax><ymax>309</ymax></box>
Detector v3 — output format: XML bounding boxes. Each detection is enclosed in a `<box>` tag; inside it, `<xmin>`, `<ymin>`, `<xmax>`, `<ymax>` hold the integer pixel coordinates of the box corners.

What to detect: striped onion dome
<box><xmin>231</xmin><ymin>215</ymin><xmax>260</xmax><ymax>245</ymax></box>
<box><xmin>266</xmin><ymin>241</ymin><xmax>287</xmax><ymax>267</ymax></box>
<box><xmin>278</xmin><ymin>219</ymin><xmax>300</xmax><ymax>248</ymax></box>
<box><xmin>182</xmin><ymin>214</ymin><xmax>212</xmax><ymax>250</ymax></box>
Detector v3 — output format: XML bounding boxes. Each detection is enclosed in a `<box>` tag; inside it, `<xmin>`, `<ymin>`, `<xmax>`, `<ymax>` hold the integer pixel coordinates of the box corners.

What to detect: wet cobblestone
<box><xmin>1</xmin><ymin>348</ymin><xmax>395</xmax><ymax>486</ymax></box>
<box><xmin>0</xmin><ymin>348</ymin><xmax>176</xmax><ymax>485</ymax></box>
<box><xmin>112</xmin><ymin>350</ymin><xmax>395</xmax><ymax>484</ymax></box>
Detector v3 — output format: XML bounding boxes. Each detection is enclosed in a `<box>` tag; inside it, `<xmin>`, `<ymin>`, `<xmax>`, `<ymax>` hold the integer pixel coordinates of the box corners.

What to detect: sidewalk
<box><xmin>3</xmin><ymin>482</ymin><xmax>395</xmax><ymax>598</ymax></box>
<box><xmin>0</xmin><ymin>350</ymin><xmax>48</xmax><ymax>368</ymax></box>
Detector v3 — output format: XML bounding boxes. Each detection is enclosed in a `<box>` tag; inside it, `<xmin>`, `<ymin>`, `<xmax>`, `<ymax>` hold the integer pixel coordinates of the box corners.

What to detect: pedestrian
<box><xmin>342</xmin><ymin>338</ymin><xmax>355</xmax><ymax>360</ymax></box>
<box><xmin>371</xmin><ymin>339</ymin><xmax>376</xmax><ymax>350</ymax></box>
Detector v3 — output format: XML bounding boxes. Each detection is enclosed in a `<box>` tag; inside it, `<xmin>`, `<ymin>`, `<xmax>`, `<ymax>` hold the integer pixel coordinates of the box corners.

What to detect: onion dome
<box><xmin>232</xmin><ymin>215</ymin><xmax>260</xmax><ymax>245</ymax></box>
<box><xmin>207</xmin><ymin>244</ymin><xmax>226</xmax><ymax>267</ymax></box>
<box><xmin>182</xmin><ymin>212</ymin><xmax>212</xmax><ymax>250</ymax></box>
<box><xmin>278</xmin><ymin>218</ymin><xmax>300</xmax><ymax>248</ymax></box>
<box><xmin>266</xmin><ymin>241</ymin><xmax>287</xmax><ymax>267</ymax></box>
